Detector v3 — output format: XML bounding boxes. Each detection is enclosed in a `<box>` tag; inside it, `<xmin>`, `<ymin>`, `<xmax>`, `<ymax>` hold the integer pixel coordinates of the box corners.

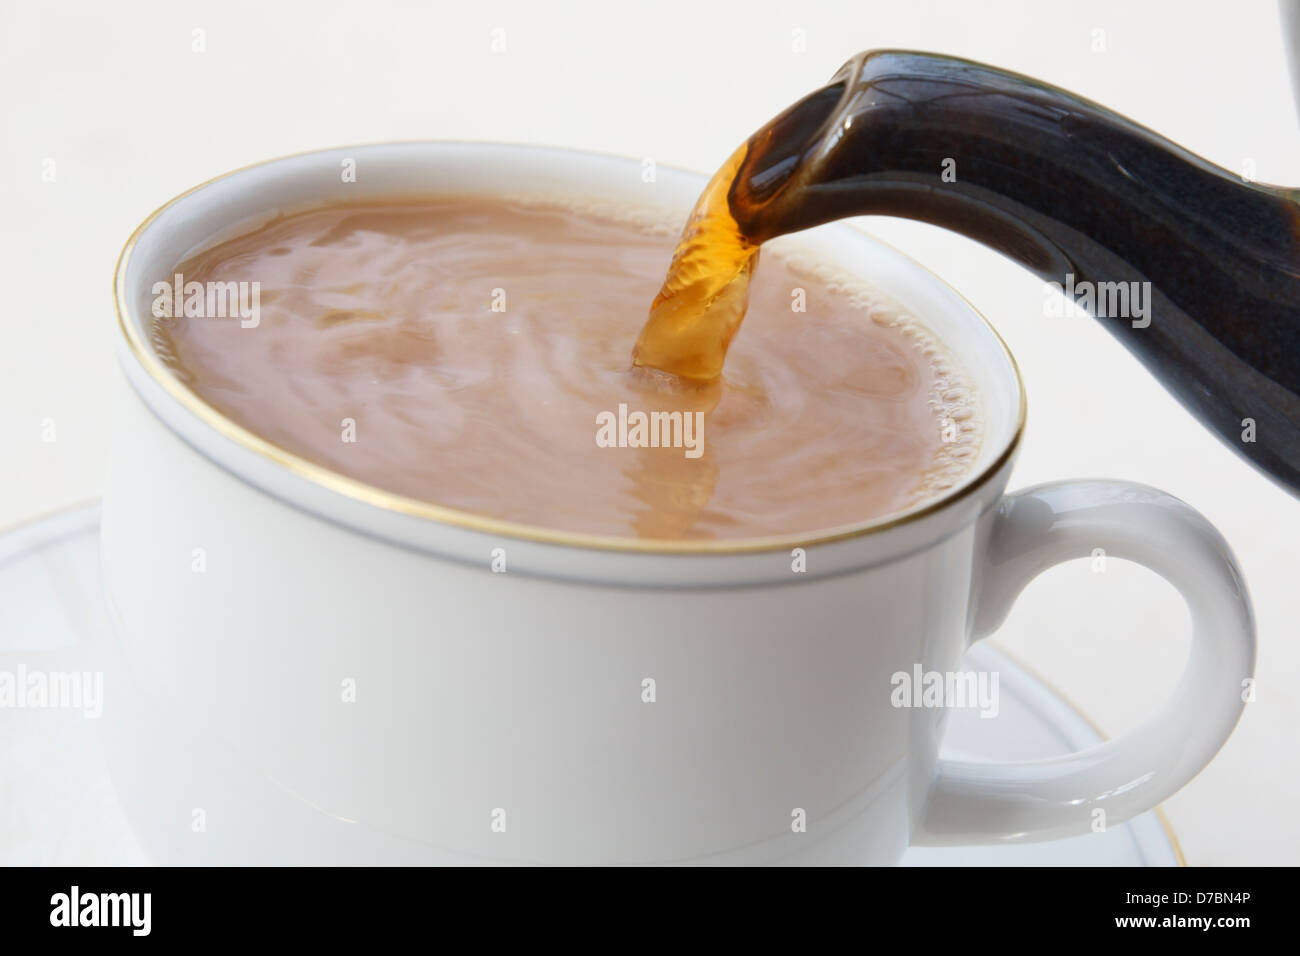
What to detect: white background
<box><xmin>3</xmin><ymin>0</ymin><xmax>1297</xmax><ymax>864</ymax></box>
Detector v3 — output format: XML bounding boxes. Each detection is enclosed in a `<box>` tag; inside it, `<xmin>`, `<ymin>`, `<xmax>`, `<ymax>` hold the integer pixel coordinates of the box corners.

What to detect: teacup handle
<box><xmin>914</xmin><ymin>479</ymin><xmax>1255</xmax><ymax>845</ymax></box>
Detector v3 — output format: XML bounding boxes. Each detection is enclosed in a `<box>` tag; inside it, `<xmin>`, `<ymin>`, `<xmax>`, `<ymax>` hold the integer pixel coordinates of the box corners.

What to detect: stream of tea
<box><xmin>632</xmin><ymin>62</ymin><xmax>852</xmax><ymax>381</ymax></box>
<box><xmin>631</xmin><ymin>145</ymin><xmax>757</xmax><ymax>381</ymax></box>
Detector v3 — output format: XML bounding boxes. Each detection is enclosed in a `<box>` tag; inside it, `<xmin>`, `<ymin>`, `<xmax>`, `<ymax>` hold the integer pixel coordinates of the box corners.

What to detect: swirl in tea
<box><xmin>154</xmin><ymin>197</ymin><xmax>980</xmax><ymax>540</ymax></box>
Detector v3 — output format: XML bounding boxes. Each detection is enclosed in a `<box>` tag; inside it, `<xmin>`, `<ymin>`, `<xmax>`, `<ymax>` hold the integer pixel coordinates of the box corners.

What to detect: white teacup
<box><xmin>102</xmin><ymin>142</ymin><xmax>1255</xmax><ymax>865</ymax></box>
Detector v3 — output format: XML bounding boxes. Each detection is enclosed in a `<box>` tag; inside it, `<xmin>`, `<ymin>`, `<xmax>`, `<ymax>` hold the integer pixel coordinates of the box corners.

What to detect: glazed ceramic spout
<box><xmin>727</xmin><ymin>50</ymin><xmax>1300</xmax><ymax>496</ymax></box>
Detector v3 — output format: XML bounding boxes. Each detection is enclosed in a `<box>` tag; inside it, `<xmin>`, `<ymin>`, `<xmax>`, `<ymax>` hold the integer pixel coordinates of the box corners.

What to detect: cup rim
<box><xmin>113</xmin><ymin>140</ymin><xmax>1027</xmax><ymax>556</ymax></box>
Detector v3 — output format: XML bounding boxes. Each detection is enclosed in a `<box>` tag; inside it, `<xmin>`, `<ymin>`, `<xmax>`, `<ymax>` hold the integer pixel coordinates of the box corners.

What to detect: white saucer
<box><xmin>0</xmin><ymin>501</ymin><xmax>1183</xmax><ymax>866</ymax></box>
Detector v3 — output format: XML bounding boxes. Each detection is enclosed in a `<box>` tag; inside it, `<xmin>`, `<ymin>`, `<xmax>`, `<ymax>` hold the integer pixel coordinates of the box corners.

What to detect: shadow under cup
<box><xmin>103</xmin><ymin>142</ymin><xmax>1024</xmax><ymax>865</ymax></box>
